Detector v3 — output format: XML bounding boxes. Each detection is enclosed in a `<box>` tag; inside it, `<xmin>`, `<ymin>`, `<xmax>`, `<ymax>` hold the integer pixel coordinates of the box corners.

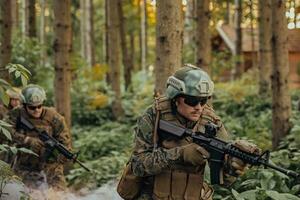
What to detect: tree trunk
<box><xmin>40</xmin><ymin>0</ymin><xmax>46</xmax><ymax>67</ymax></box>
<box><xmin>155</xmin><ymin>0</ymin><xmax>183</xmax><ymax>95</ymax></box>
<box><xmin>118</xmin><ymin>0</ymin><xmax>133</xmax><ymax>90</ymax></box>
<box><xmin>11</xmin><ymin>0</ymin><xmax>18</xmax><ymax>30</ymax></box>
<box><xmin>107</xmin><ymin>0</ymin><xmax>123</xmax><ymax>119</ymax></box>
<box><xmin>184</xmin><ymin>0</ymin><xmax>195</xmax><ymax>45</ymax></box>
<box><xmin>27</xmin><ymin>0</ymin><xmax>36</xmax><ymax>37</ymax></box>
<box><xmin>0</xmin><ymin>0</ymin><xmax>12</xmax><ymax>81</ymax></box>
<box><xmin>80</xmin><ymin>0</ymin><xmax>86</xmax><ymax>60</ymax></box>
<box><xmin>195</xmin><ymin>0</ymin><xmax>211</xmax><ymax>73</ymax></box>
<box><xmin>233</xmin><ymin>0</ymin><xmax>243</xmax><ymax>79</ymax></box>
<box><xmin>140</xmin><ymin>0</ymin><xmax>147</xmax><ymax>70</ymax></box>
<box><xmin>258</xmin><ymin>0</ymin><xmax>272</xmax><ymax>95</ymax></box>
<box><xmin>249</xmin><ymin>0</ymin><xmax>256</xmax><ymax>69</ymax></box>
<box><xmin>85</xmin><ymin>0</ymin><xmax>95</xmax><ymax>67</ymax></box>
<box><xmin>271</xmin><ymin>0</ymin><xmax>291</xmax><ymax>149</ymax></box>
<box><xmin>53</xmin><ymin>0</ymin><xmax>72</xmax><ymax>128</ymax></box>
<box><xmin>225</xmin><ymin>0</ymin><xmax>230</xmax><ymax>24</ymax></box>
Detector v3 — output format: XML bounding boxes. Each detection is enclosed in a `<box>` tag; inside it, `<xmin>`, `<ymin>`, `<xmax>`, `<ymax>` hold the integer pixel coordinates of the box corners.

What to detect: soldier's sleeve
<box><xmin>131</xmin><ymin>107</ymin><xmax>182</xmax><ymax>177</ymax></box>
<box><xmin>1</xmin><ymin>109</ymin><xmax>26</xmax><ymax>145</ymax></box>
<box><xmin>52</xmin><ymin>113</ymin><xmax>72</xmax><ymax>151</ymax></box>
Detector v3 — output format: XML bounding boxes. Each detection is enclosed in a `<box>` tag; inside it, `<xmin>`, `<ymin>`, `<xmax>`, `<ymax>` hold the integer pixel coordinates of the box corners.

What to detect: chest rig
<box><xmin>152</xmin><ymin>96</ymin><xmax>217</xmax><ymax>200</ymax></box>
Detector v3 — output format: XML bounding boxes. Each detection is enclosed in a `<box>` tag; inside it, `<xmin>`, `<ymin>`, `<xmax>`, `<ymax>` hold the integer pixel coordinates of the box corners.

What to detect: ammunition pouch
<box><xmin>117</xmin><ymin>162</ymin><xmax>144</xmax><ymax>200</ymax></box>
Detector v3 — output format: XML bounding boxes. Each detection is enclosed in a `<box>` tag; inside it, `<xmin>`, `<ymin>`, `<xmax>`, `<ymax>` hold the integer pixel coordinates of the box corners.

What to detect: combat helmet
<box><xmin>165</xmin><ymin>64</ymin><xmax>214</xmax><ymax>99</ymax></box>
<box><xmin>21</xmin><ymin>84</ymin><xmax>46</xmax><ymax>105</ymax></box>
<box><xmin>6</xmin><ymin>87</ymin><xmax>21</xmax><ymax>100</ymax></box>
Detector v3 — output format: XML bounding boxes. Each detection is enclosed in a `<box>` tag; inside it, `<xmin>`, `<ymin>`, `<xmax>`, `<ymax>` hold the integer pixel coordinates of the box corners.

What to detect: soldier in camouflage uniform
<box><xmin>0</xmin><ymin>88</ymin><xmax>21</xmax><ymax>120</ymax></box>
<box><xmin>2</xmin><ymin>84</ymin><xmax>72</xmax><ymax>190</ymax></box>
<box><xmin>127</xmin><ymin>64</ymin><xmax>259</xmax><ymax>200</ymax></box>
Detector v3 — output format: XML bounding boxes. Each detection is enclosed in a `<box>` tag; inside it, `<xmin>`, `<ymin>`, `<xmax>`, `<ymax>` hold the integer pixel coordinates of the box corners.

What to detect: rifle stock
<box><xmin>159</xmin><ymin>119</ymin><xmax>299</xmax><ymax>184</ymax></box>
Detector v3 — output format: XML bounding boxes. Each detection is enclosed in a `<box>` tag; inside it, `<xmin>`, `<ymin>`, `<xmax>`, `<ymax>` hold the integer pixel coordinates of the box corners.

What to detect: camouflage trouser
<box><xmin>15</xmin><ymin>163</ymin><xmax>66</xmax><ymax>191</ymax></box>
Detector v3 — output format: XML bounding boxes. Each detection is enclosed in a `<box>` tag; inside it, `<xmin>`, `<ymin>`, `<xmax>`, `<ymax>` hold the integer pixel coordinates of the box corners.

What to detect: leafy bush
<box><xmin>67</xmin><ymin>122</ymin><xmax>134</xmax><ymax>189</ymax></box>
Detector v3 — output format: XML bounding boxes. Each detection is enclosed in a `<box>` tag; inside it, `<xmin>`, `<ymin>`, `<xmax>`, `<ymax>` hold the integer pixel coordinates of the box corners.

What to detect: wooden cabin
<box><xmin>216</xmin><ymin>23</ymin><xmax>300</xmax><ymax>88</ymax></box>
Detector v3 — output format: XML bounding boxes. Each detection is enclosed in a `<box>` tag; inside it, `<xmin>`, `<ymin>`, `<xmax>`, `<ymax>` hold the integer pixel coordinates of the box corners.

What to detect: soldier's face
<box><xmin>9</xmin><ymin>98</ymin><xmax>20</xmax><ymax>108</ymax></box>
<box><xmin>176</xmin><ymin>96</ymin><xmax>205</xmax><ymax>122</ymax></box>
<box><xmin>26</xmin><ymin>104</ymin><xmax>43</xmax><ymax>118</ymax></box>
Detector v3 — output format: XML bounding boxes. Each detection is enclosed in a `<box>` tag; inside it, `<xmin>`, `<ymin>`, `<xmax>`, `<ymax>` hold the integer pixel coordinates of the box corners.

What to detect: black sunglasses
<box><xmin>183</xmin><ymin>96</ymin><xmax>208</xmax><ymax>107</ymax></box>
<box><xmin>27</xmin><ymin>105</ymin><xmax>43</xmax><ymax>110</ymax></box>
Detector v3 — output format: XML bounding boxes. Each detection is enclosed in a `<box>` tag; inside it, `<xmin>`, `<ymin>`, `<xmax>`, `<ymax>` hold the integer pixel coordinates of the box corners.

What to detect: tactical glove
<box><xmin>180</xmin><ymin>143</ymin><xmax>209</xmax><ymax>166</ymax></box>
<box><xmin>229</xmin><ymin>140</ymin><xmax>261</xmax><ymax>176</ymax></box>
<box><xmin>24</xmin><ymin>136</ymin><xmax>44</xmax><ymax>155</ymax></box>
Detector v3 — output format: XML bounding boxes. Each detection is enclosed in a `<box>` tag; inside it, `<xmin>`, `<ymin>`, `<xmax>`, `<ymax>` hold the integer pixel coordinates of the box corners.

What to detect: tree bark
<box><xmin>40</xmin><ymin>0</ymin><xmax>46</xmax><ymax>67</ymax></box>
<box><xmin>11</xmin><ymin>0</ymin><xmax>18</xmax><ymax>30</ymax></box>
<box><xmin>118</xmin><ymin>0</ymin><xmax>133</xmax><ymax>90</ymax></box>
<box><xmin>140</xmin><ymin>0</ymin><xmax>147</xmax><ymax>70</ymax></box>
<box><xmin>27</xmin><ymin>0</ymin><xmax>36</xmax><ymax>37</ymax></box>
<box><xmin>155</xmin><ymin>0</ymin><xmax>183</xmax><ymax>95</ymax></box>
<box><xmin>80</xmin><ymin>0</ymin><xmax>86</xmax><ymax>60</ymax></box>
<box><xmin>53</xmin><ymin>0</ymin><xmax>72</xmax><ymax>128</ymax></box>
<box><xmin>0</xmin><ymin>0</ymin><xmax>12</xmax><ymax>81</ymax></box>
<box><xmin>184</xmin><ymin>0</ymin><xmax>195</xmax><ymax>45</ymax></box>
<box><xmin>233</xmin><ymin>0</ymin><xmax>243</xmax><ymax>79</ymax></box>
<box><xmin>195</xmin><ymin>0</ymin><xmax>211</xmax><ymax>73</ymax></box>
<box><xmin>107</xmin><ymin>0</ymin><xmax>124</xmax><ymax>119</ymax></box>
<box><xmin>258</xmin><ymin>0</ymin><xmax>272</xmax><ymax>95</ymax></box>
<box><xmin>271</xmin><ymin>0</ymin><xmax>291</xmax><ymax>149</ymax></box>
<box><xmin>85</xmin><ymin>0</ymin><xmax>95</xmax><ymax>67</ymax></box>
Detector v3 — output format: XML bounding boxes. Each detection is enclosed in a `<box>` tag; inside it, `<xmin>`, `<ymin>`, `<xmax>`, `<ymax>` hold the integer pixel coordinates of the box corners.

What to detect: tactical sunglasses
<box><xmin>27</xmin><ymin>105</ymin><xmax>43</xmax><ymax>110</ymax></box>
<box><xmin>183</xmin><ymin>96</ymin><xmax>208</xmax><ymax>107</ymax></box>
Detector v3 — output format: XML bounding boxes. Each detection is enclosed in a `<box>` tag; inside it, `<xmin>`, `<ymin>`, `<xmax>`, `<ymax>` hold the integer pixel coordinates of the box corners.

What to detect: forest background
<box><xmin>0</xmin><ymin>0</ymin><xmax>300</xmax><ymax>199</ymax></box>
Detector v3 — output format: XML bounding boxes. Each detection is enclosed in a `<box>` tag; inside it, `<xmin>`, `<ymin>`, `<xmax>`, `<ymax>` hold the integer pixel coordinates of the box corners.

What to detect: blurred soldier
<box><xmin>2</xmin><ymin>84</ymin><xmax>72</xmax><ymax>190</ymax></box>
<box><xmin>0</xmin><ymin>88</ymin><xmax>21</xmax><ymax>119</ymax></box>
<box><xmin>120</xmin><ymin>64</ymin><xmax>259</xmax><ymax>200</ymax></box>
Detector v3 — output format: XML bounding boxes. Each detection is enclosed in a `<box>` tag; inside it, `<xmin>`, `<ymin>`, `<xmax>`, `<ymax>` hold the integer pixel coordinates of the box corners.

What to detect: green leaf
<box><xmin>17</xmin><ymin>148</ymin><xmax>38</xmax><ymax>157</ymax></box>
<box><xmin>10</xmin><ymin>146</ymin><xmax>17</xmax><ymax>154</ymax></box>
<box><xmin>21</xmin><ymin>75</ymin><xmax>28</xmax><ymax>86</ymax></box>
<box><xmin>0</xmin><ymin>120</ymin><xmax>12</xmax><ymax>127</ymax></box>
<box><xmin>0</xmin><ymin>127</ymin><xmax>12</xmax><ymax>140</ymax></box>
<box><xmin>16</xmin><ymin>64</ymin><xmax>31</xmax><ymax>75</ymax></box>
<box><xmin>232</xmin><ymin>189</ymin><xmax>245</xmax><ymax>200</ymax></box>
<box><xmin>266</xmin><ymin>190</ymin><xmax>300</xmax><ymax>200</ymax></box>
<box><xmin>15</xmin><ymin>71</ymin><xmax>21</xmax><ymax>78</ymax></box>
<box><xmin>239</xmin><ymin>190</ymin><xmax>257</xmax><ymax>200</ymax></box>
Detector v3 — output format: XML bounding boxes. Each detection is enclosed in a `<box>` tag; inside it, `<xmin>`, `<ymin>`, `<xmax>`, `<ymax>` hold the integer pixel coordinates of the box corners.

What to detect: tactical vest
<box><xmin>152</xmin><ymin>96</ymin><xmax>227</xmax><ymax>200</ymax></box>
<box><xmin>14</xmin><ymin>107</ymin><xmax>64</xmax><ymax>171</ymax></box>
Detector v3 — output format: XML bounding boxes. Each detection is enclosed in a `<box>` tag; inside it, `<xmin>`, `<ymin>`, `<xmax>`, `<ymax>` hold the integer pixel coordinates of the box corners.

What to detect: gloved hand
<box><xmin>180</xmin><ymin>143</ymin><xmax>209</xmax><ymax>166</ymax></box>
<box><xmin>229</xmin><ymin>140</ymin><xmax>261</xmax><ymax>176</ymax></box>
<box><xmin>24</xmin><ymin>136</ymin><xmax>44</xmax><ymax>155</ymax></box>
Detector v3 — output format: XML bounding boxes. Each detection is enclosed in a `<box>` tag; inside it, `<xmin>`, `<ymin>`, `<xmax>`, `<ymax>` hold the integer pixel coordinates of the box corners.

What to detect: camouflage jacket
<box><xmin>0</xmin><ymin>104</ymin><xmax>8</xmax><ymax>120</ymax></box>
<box><xmin>2</xmin><ymin>106</ymin><xmax>72</xmax><ymax>171</ymax></box>
<box><xmin>131</xmin><ymin>96</ymin><xmax>229</xmax><ymax>177</ymax></box>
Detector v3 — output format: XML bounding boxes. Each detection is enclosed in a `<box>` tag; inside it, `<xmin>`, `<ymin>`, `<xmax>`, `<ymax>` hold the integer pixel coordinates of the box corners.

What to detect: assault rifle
<box><xmin>19</xmin><ymin>116</ymin><xmax>91</xmax><ymax>172</ymax></box>
<box><xmin>159</xmin><ymin>119</ymin><xmax>299</xmax><ymax>185</ymax></box>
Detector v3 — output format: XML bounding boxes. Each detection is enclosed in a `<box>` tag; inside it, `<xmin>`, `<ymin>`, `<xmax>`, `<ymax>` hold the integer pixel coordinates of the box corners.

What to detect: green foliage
<box><xmin>67</xmin><ymin>122</ymin><xmax>134</xmax><ymax>189</ymax></box>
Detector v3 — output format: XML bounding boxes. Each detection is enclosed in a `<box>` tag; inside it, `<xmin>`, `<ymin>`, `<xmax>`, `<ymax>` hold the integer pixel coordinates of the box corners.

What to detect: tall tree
<box><xmin>184</xmin><ymin>0</ymin><xmax>195</xmax><ymax>46</ymax></box>
<box><xmin>107</xmin><ymin>0</ymin><xmax>123</xmax><ymax>119</ymax></box>
<box><xmin>233</xmin><ymin>0</ymin><xmax>243</xmax><ymax>79</ymax></box>
<box><xmin>40</xmin><ymin>0</ymin><xmax>46</xmax><ymax>67</ymax></box>
<box><xmin>118</xmin><ymin>0</ymin><xmax>133</xmax><ymax>90</ymax></box>
<box><xmin>11</xmin><ymin>0</ymin><xmax>18</xmax><ymax>30</ymax></box>
<box><xmin>271</xmin><ymin>0</ymin><xmax>291</xmax><ymax>149</ymax></box>
<box><xmin>155</xmin><ymin>0</ymin><xmax>183</xmax><ymax>95</ymax></box>
<box><xmin>0</xmin><ymin>0</ymin><xmax>12</xmax><ymax>81</ymax></box>
<box><xmin>140</xmin><ymin>0</ymin><xmax>147</xmax><ymax>70</ymax></box>
<box><xmin>53</xmin><ymin>0</ymin><xmax>72</xmax><ymax>128</ymax></box>
<box><xmin>80</xmin><ymin>0</ymin><xmax>95</xmax><ymax>67</ymax></box>
<box><xmin>195</xmin><ymin>0</ymin><xmax>211</xmax><ymax>72</ymax></box>
<box><xmin>26</xmin><ymin>0</ymin><xmax>36</xmax><ymax>37</ymax></box>
<box><xmin>85</xmin><ymin>0</ymin><xmax>95</xmax><ymax>67</ymax></box>
<box><xmin>258</xmin><ymin>0</ymin><xmax>272</xmax><ymax>95</ymax></box>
